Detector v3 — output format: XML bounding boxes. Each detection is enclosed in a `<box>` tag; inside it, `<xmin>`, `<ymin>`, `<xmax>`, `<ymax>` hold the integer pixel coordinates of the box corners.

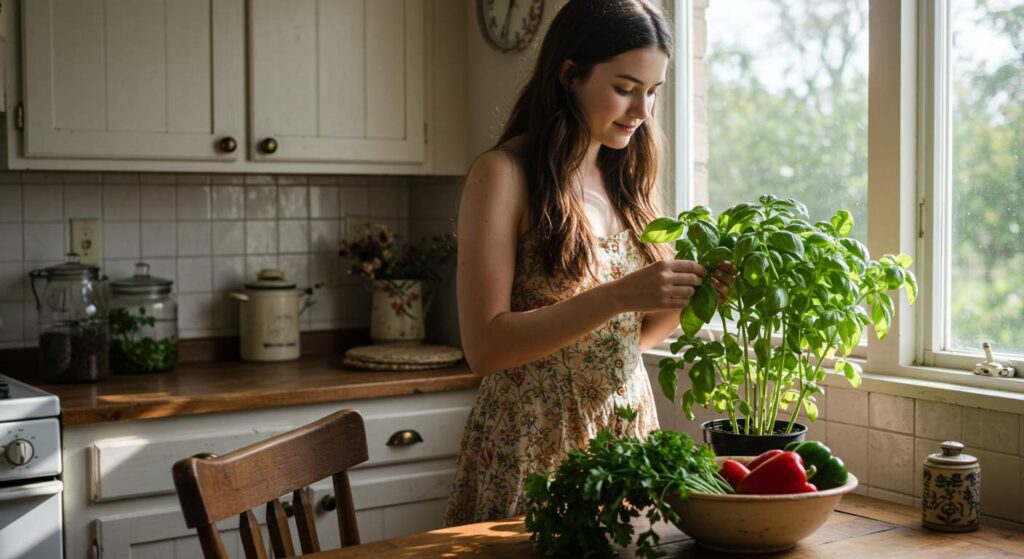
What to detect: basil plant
<box><xmin>641</xmin><ymin>195</ymin><xmax>917</xmax><ymax>436</ymax></box>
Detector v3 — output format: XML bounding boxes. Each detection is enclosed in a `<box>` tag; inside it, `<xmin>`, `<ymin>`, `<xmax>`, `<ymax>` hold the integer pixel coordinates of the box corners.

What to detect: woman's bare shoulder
<box><xmin>463</xmin><ymin>139</ymin><xmax>530</xmax><ymax>235</ymax></box>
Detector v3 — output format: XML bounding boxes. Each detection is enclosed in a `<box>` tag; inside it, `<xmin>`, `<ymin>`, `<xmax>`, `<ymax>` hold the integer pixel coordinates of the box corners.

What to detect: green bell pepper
<box><xmin>784</xmin><ymin>440</ymin><xmax>848</xmax><ymax>490</ymax></box>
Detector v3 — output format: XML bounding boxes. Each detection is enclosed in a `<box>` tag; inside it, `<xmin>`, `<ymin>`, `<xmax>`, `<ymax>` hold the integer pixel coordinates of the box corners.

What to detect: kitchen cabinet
<box><xmin>18</xmin><ymin>0</ymin><xmax>245</xmax><ymax>162</ymax></box>
<box><xmin>249</xmin><ymin>0</ymin><xmax>424</xmax><ymax>165</ymax></box>
<box><xmin>61</xmin><ymin>389</ymin><xmax>475</xmax><ymax>559</ymax></box>
<box><xmin>4</xmin><ymin>0</ymin><xmax>468</xmax><ymax>175</ymax></box>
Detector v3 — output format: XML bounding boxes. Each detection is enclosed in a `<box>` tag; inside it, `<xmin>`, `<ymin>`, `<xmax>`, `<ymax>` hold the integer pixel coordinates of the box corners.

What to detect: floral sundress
<box><xmin>443</xmin><ymin>229</ymin><xmax>660</xmax><ymax>526</ymax></box>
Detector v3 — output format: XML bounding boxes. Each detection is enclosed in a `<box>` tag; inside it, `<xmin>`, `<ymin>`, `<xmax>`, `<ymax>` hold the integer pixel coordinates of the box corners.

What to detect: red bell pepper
<box><xmin>736</xmin><ymin>451</ymin><xmax>818</xmax><ymax>495</ymax></box>
<box><xmin>744</xmin><ymin>449</ymin><xmax>784</xmax><ymax>472</ymax></box>
<box><xmin>718</xmin><ymin>460</ymin><xmax>750</xmax><ymax>489</ymax></box>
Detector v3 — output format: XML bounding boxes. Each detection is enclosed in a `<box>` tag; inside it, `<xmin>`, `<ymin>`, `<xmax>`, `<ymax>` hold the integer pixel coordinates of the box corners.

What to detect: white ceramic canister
<box><xmin>231</xmin><ymin>269</ymin><xmax>306</xmax><ymax>361</ymax></box>
<box><xmin>922</xmin><ymin>441</ymin><xmax>980</xmax><ymax>532</ymax></box>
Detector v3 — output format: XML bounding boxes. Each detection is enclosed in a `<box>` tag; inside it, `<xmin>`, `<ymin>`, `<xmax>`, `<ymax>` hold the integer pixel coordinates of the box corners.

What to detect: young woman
<box><xmin>445</xmin><ymin>0</ymin><xmax>734</xmax><ymax>525</ymax></box>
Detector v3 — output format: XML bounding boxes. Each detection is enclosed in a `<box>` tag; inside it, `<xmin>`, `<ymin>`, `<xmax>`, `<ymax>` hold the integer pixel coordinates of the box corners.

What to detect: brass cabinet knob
<box><xmin>386</xmin><ymin>429</ymin><xmax>424</xmax><ymax>447</ymax></box>
<box><xmin>218</xmin><ymin>136</ymin><xmax>238</xmax><ymax>153</ymax></box>
<box><xmin>281</xmin><ymin>500</ymin><xmax>294</xmax><ymax>517</ymax></box>
<box><xmin>259</xmin><ymin>137</ymin><xmax>278</xmax><ymax>154</ymax></box>
<box><xmin>321</xmin><ymin>494</ymin><xmax>336</xmax><ymax>512</ymax></box>
<box><xmin>192</xmin><ymin>452</ymin><xmax>218</xmax><ymax>460</ymax></box>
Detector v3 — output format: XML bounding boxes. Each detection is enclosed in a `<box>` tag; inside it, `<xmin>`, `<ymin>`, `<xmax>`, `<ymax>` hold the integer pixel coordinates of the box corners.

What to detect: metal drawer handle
<box><xmin>386</xmin><ymin>429</ymin><xmax>424</xmax><ymax>447</ymax></box>
<box><xmin>321</xmin><ymin>494</ymin><xmax>336</xmax><ymax>512</ymax></box>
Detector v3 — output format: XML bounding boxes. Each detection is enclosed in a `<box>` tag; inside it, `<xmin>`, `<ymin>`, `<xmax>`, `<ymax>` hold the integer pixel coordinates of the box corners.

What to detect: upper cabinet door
<box><xmin>21</xmin><ymin>0</ymin><xmax>245</xmax><ymax>161</ymax></box>
<box><xmin>249</xmin><ymin>0</ymin><xmax>425</xmax><ymax>165</ymax></box>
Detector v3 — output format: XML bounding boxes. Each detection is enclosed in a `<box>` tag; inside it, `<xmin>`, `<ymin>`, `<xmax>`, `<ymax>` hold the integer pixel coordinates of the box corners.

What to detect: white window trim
<box><xmin>654</xmin><ymin>0</ymin><xmax>1024</xmax><ymax>400</ymax></box>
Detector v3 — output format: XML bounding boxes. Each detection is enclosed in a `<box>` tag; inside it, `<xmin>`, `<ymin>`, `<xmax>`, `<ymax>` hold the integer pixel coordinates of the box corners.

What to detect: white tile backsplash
<box><xmin>213</xmin><ymin>256</ymin><xmax>245</xmax><ymax>291</ymax></box>
<box><xmin>279</xmin><ymin>220</ymin><xmax>309</xmax><ymax>253</ymax></box>
<box><xmin>970</xmin><ymin>448</ymin><xmax>1022</xmax><ymax>522</ymax></box>
<box><xmin>141</xmin><ymin>186</ymin><xmax>177</xmax><ymax>220</ymax></box>
<box><xmin>177</xmin><ymin>257</ymin><xmax>213</xmax><ymax>293</ymax></box>
<box><xmin>310</xmin><ymin>186</ymin><xmax>340</xmax><ymax>218</ymax></box>
<box><xmin>212</xmin><ymin>221</ymin><xmax>245</xmax><ymax>256</ymax></box>
<box><xmin>828</xmin><ymin>386</ymin><xmax>869</xmax><ymax>426</ymax></box>
<box><xmin>245</xmin><ymin>186</ymin><xmax>277</xmax><ymax>219</ymax></box>
<box><xmin>0</xmin><ymin>185</ymin><xmax>21</xmax><ymax>222</ymax></box>
<box><xmin>0</xmin><ymin>263</ymin><xmax>24</xmax><ymax>302</ymax></box>
<box><xmin>103</xmin><ymin>222</ymin><xmax>141</xmax><ymax>259</ymax></box>
<box><xmin>64</xmin><ymin>185</ymin><xmax>102</xmax><ymax>219</ymax></box>
<box><xmin>23</xmin><ymin>184</ymin><xmax>64</xmax><ymax>222</ymax></box>
<box><xmin>0</xmin><ymin>224</ymin><xmax>23</xmax><ymax>261</ymax></box>
<box><xmin>177</xmin><ymin>186</ymin><xmax>211</xmax><ymax>220</ymax></box>
<box><xmin>869</xmin><ymin>393</ymin><xmax>914</xmax><ymax>434</ymax></box>
<box><xmin>103</xmin><ymin>185</ymin><xmax>140</xmax><ymax>220</ymax></box>
<box><xmin>211</xmin><ymin>185</ymin><xmax>244</xmax><ymax>219</ymax></box>
<box><xmin>1</xmin><ymin>171</ymin><xmax>454</xmax><ymax>346</ymax></box>
<box><xmin>915</xmin><ymin>400</ymin><xmax>963</xmax><ymax>442</ymax></box>
<box><xmin>278</xmin><ymin>187</ymin><xmax>308</xmax><ymax>218</ymax></box>
<box><xmin>24</xmin><ymin>223</ymin><xmax>64</xmax><ymax>261</ymax></box>
<box><xmin>964</xmin><ymin>407</ymin><xmax>1020</xmax><ymax>455</ymax></box>
<box><xmin>177</xmin><ymin>221</ymin><xmax>212</xmax><ymax>256</ymax></box>
<box><xmin>141</xmin><ymin>222</ymin><xmax>177</xmax><ymax>257</ymax></box>
<box><xmin>825</xmin><ymin>422</ymin><xmax>869</xmax><ymax>480</ymax></box>
<box><xmin>245</xmin><ymin>220</ymin><xmax>277</xmax><ymax>254</ymax></box>
<box><xmin>0</xmin><ymin>302</ymin><xmax>23</xmax><ymax>342</ymax></box>
<box><xmin>867</xmin><ymin>430</ymin><xmax>915</xmax><ymax>494</ymax></box>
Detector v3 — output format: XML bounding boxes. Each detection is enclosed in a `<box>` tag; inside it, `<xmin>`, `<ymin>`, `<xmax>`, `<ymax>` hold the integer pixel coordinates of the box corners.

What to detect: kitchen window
<box><xmin>671</xmin><ymin>0</ymin><xmax>1024</xmax><ymax>392</ymax></box>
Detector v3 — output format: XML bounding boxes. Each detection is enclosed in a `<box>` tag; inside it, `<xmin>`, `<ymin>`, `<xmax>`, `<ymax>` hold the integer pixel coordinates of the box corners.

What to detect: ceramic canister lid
<box><xmin>244</xmin><ymin>268</ymin><xmax>297</xmax><ymax>290</ymax></box>
<box><xmin>926</xmin><ymin>441</ymin><xmax>978</xmax><ymax>466</ymax></box>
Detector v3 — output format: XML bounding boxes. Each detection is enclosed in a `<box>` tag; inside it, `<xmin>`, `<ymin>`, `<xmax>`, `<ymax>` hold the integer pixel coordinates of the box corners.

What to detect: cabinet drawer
<box><xmin>359</xmin><ymin>406</ymin><xmax>471</xmax><ymax>468</ymax></box>
<box><xmin>89</xmin><ymin>396</ymin><xmax>473</xmax><ymax>501</ymax></box>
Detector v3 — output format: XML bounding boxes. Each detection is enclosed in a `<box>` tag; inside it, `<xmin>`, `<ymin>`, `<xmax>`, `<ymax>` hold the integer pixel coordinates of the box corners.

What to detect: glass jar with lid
<box><xmin>108</xmin><ymin>262</ymin><xmax>178</xmax><ymax>374</ymax></box>
<box><xmin>29</xmin><ymin>253</ymin><xmax>109</xmax><ymax>382</ymax></box>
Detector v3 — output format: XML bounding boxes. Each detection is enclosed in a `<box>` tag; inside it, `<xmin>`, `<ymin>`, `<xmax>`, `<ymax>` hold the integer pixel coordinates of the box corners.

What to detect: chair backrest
<box><xmin>172</xmin><ymin>409</ymin><xmax>369</xmax><ymax>558</ymax></box>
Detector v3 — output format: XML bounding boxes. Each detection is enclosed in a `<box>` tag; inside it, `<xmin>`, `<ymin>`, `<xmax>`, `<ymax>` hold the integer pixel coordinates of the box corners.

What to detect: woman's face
<box><xmin>569</xmin><ymin>47</ymin><xmax>669</xmax><ymax>150</ymax></box>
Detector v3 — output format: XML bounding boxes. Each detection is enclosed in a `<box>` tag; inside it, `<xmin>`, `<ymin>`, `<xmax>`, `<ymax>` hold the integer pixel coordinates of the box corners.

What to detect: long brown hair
<box><xmin>498</xmin><ymin>0</ymin><xmax>673</xmax><ymax>281</ymax></box>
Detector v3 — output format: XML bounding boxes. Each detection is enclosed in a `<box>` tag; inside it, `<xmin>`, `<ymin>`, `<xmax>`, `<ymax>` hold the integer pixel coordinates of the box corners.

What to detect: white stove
<box><xmin>0</xmin><ymin>374</ymin><xmax>63</xmax><ymax>559</ymax></box>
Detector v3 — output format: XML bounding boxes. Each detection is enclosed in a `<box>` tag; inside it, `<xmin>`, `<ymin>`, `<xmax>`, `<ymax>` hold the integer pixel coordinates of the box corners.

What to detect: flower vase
<box><xmin>370</xmin><ymin>279</ymin><xmax>427</xmax><ymax>344</ymax></box>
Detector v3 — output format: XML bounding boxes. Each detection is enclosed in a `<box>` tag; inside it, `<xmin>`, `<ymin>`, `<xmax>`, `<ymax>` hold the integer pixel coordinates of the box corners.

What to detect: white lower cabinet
<box><xmin>62</xmin><ymin>389</ymin><xmax>476</xmax><ymax>559</ymax></box>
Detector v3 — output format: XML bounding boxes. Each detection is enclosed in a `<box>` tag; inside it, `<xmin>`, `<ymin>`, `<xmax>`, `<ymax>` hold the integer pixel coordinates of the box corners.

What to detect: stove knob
<box><xmin>5</xmin><ymin>439</ymin><xmax>35</xmax><ymax>466</ymax></box>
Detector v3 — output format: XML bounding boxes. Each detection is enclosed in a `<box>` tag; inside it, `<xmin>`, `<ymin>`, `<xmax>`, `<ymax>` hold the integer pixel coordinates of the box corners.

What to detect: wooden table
<box><xmin>306</xmin><ymin>495</ymin><xmax>1024</xmax><ymax>558</ymax></box>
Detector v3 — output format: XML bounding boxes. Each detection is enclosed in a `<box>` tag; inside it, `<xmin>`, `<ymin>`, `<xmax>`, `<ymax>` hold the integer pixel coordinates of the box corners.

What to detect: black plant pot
<box><xmin>700</xmin><ymin>419</ymin><xmax>807</xmax><ymax>457</ymax></box>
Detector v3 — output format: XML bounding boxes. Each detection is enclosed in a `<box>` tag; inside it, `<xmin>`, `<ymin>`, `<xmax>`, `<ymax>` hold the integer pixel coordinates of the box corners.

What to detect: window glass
<box><xmin>701</xmin><ymin>0</ymin><xmax>869</xmax><ymax>241</ymax></box>
<box><xmin>947</xmin><ymin>0</ymin><xmax>1024</xmax><ymax>355</ymax></box>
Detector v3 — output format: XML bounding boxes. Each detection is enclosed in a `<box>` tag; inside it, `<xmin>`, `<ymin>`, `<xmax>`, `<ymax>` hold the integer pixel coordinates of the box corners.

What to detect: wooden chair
<box><xmin>172</xmin><ymin>409</ymin><xmax>369</xmax><ymax>558</ymax></box>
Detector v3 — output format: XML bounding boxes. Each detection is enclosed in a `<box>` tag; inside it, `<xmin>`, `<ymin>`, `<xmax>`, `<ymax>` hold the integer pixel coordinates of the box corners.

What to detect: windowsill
<box><xmin>643</xmin><ymin>346</ymin><xmax>1024</xmax><ymax>415</ymax></box>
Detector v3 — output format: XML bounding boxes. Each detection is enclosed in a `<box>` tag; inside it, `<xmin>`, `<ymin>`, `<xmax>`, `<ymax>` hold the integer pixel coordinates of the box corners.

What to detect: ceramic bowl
<box><xmin>665</xmin><ymin>456</ymin><xmax>859</xmax><ymax>554</ymax></box>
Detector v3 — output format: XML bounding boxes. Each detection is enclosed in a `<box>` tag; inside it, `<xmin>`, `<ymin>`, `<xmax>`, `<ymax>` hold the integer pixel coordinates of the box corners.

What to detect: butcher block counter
<box><xmin>38</xmin><ymin>356</ymin><xmax>479</xmax><ymax>425</ymax></box>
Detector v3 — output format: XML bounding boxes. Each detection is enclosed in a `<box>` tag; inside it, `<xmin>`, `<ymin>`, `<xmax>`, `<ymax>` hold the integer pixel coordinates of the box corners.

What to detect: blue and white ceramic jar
<box><xmin>922</xmin><ymin>441</ymin><xmax>980</xmax><ymax>532</ymax></box>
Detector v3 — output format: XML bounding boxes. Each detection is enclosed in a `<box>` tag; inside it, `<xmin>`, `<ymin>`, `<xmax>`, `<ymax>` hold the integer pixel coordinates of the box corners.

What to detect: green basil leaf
<box><xmin>742</xmin><ymin>253</ymin><xmax>770</xmax><ymax>286</ymax></box>
<box><xmin>904</xmin><ymin>271</ymin><xmax>918</xmax><ymax>305</ymax></box>
<box><xmin>658</xmin><ymin>362</ymin><xmax>678</xmax><ymax>402</ymax></box>
<box><xmin>641</xmin><ymin>217</ymin><xmax>684</xmax><ymax>243</ymax></box>
<box><xmin>768</xmin><ymin>230</ymin><xmax>805</xmax><ymax>258</ymax></box>
<box><xmin>802</xmin><ymin>399</ymin><xmax>819</xmax><ymax>421</ymax></box>
<box><xmin>872</xmin><ymin>302</ymin><xmax>891</xmax><ymax>339</ymax></box>
<box><xmin>691</xmin><ymin>284</ymin><xmax>718</xmax><ymax>323</ymax></box>
<box><xmin>679</xmin><ymin>305</ymin><xmax>704</xmax><ymax>337</ymax></box>
<box><xmin>687</xmin><ymin>221</ymin><xmax>720</xmax><ymax>254</ymax></box>
<box><xmin>831</xmin><ymin>210</ymin><xmax>854</xmax><ymax>237</ymax></box>
<box><xmin>703</xmin><ymin>246</ymin><xmax>733</xmax><ymax>270</ymax></box>
<box><xmin>753</xmin><ymin>338</ymin><xmax>771</xmax><ymax>366</ymax></box>
<box><xmin>732</xmin><ymin>234</ymin><xmax>759</xmax><ymax>263</ymax></box>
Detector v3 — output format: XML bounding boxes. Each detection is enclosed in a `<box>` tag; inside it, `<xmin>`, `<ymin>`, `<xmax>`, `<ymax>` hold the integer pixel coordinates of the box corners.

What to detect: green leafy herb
<box><xmin>640</xmin><ymin>195</ymin><xmax>918</xmax><ymax>436</ymax></box>
<box><xmin>525</xmin><ymin>423</ymin><xmax>730</xmax><ymax>558</ymax></box>
<box><xmin>109</xmin><ymin>308</ymin><xmax>177</xmax><ymax>373</ymax></box>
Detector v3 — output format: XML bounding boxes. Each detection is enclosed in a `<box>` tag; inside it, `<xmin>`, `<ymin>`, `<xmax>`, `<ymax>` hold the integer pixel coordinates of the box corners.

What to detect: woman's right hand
<box><xmin>605</xmin><ymin>260</ymin><xmax>708</xmax><ymax>313</ymax></box>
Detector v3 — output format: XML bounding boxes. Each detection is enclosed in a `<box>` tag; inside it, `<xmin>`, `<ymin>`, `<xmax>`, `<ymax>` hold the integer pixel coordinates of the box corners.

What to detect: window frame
<box><xmin>667</xmin><ymin>0</ymin><xmax>1024</xmax><ymax>395</ymax></box>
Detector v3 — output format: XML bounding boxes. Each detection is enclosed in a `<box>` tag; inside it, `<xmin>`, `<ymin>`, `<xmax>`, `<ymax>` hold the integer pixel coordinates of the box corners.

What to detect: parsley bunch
<box><xmin>525</xmin><ymin>423</ymin><xmax>731</xmax><ymax>558</ymax></box>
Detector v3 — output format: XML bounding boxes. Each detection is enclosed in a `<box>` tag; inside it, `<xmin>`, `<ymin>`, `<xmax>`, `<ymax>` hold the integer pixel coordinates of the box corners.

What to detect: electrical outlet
<box><xmin>70</xmin><ymin>219</ymin><xmax>103</xmax><ymax>264</ymax></box>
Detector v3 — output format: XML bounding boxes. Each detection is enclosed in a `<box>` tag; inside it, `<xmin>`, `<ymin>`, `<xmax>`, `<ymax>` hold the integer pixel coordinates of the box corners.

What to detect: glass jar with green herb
<box><xmin>109</xmin><ymin>263</ymin><xmax>178</xmax><ymax>374</ymax></box>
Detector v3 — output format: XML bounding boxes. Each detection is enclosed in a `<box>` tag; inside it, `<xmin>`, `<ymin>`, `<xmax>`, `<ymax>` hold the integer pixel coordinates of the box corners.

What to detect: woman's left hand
<box><xmin>710</xmin><ymin>261</ymin><xmax>737</xmax><ymax>304</ymax></box>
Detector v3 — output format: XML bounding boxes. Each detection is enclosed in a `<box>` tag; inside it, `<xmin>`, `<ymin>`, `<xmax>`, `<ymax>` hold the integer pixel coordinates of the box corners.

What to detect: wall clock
<box><xmin>477</xmin><ymin>0</ymin><xmax>545</xmax><ymax>53</ymax></box>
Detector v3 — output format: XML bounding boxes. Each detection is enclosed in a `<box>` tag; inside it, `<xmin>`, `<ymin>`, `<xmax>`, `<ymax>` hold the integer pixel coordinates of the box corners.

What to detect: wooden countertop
<box><xmin>306</xmin><ymin>494</ymin><xmax>1024</xmax><ymax>558</ymax></box>
<box><xmin>38</xmin><ymin>357</ymin><xmax>479</xmax><ymax>426</ymax></box>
